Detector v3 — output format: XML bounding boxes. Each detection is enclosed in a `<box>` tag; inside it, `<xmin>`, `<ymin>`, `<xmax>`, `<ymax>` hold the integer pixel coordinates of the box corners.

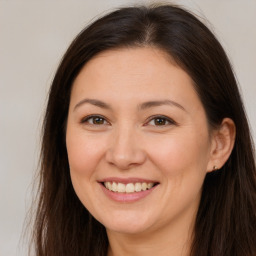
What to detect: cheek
<box><xmin>66</xmin><ymin>130</ymin><xmax>107</xmax><ymax>210</ymax></box>
<box><xmin>146</xmin><ymin>130</ymin><xmax>211</xmax><ymax>177</ymax></box>
<box><xmin>66</xmin><ymin>129</ymin><xmax>106</xmax><ymax>180</ymax></box>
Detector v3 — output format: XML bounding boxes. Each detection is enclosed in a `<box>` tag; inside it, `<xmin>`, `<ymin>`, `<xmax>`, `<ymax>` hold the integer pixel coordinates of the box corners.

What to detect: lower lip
<box><xmin>100</xmin><ymin>183</ymin><xmax>158</xmax><ymax>203</ymax></box>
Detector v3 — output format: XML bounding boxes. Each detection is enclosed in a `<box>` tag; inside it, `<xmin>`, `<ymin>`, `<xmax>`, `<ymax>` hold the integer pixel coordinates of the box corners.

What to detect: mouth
<box><xmin>101</xmin><ymin>181</ymin><xmax>159</xmax><ymax>193</ymax></box>
<box><xmin>99</xmin><ymin>178</ymin><xmax>159</xmax><ymax>203</ymax></box>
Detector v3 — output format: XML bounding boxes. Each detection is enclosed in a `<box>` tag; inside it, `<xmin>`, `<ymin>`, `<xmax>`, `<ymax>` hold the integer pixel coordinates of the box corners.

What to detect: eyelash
<box><xmin>145</xmin><ymin>115</ymin><xmax>177</xmax><ymax>127</ymax></box>
<box><xmin>80</xmin><ymin>115</ymin><xmax>177</xmax><ymax>127</ymax></box>
<box><xmin>81</xmin><ymin>115</ymin><xmax>110</xmax><ymax>125</ymax></box>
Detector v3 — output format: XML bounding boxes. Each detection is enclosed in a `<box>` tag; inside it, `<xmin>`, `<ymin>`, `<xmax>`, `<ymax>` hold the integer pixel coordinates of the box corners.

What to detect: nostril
<box><xmin>105</xmin><ymin>149</ymin><xmax>147</xmax><ymax>170</ymax></box>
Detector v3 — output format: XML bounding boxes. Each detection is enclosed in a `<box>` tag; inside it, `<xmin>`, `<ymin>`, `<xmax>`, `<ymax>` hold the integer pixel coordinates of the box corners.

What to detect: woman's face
<box><xmin>66</xmin><ymin>47</ymin><xmax>214</xmax><ymax>235</ymax></box>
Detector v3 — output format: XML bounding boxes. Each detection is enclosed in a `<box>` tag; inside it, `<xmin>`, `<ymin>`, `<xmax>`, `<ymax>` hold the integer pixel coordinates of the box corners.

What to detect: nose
<box><xmin>105</xmin><ymin>125</ymin><xmax>146</xmax><ymax>170</ymax></box>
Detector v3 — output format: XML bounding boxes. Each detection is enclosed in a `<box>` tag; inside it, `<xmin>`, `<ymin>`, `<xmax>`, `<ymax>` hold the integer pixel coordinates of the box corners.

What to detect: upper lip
<box><xmin>98</xmin><ymin>177</ymin><xmax>159</xmax><ymax>184</ymax></box>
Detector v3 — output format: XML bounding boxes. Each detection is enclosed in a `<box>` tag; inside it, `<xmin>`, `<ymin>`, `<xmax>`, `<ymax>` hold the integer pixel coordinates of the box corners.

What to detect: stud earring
<box><xmin>213</xmin><ymin>165</ymin><xmax>218</xmax><ymax>171</ymax></box>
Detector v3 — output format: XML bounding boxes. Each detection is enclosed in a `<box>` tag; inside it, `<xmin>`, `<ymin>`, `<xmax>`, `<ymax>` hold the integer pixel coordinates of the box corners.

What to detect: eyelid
<box><xmin>81</xmin><ymin>114</ymin><xmax>110</xmax><ymax>125</ymax></box>
<box><xmin>80</xmin><ymin>114</ymin><xmax>177</xmax><ymax>127</ymax></box>
<box><xmin>144</xmin><ymin>115</ymin><xmax>178</xmax><ymax>126</ymax></box>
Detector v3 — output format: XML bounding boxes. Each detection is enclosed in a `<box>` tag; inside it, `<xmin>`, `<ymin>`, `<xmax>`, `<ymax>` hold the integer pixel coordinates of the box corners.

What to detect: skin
<box><xmin>66</xmin><ymin>47</ymin><xmax>235</xmax><ymax>256</ymax></box>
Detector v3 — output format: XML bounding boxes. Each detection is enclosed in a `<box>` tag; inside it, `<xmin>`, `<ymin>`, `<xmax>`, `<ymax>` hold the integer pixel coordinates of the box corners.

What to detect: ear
<box><xmin>207</xmin><ymin>118</ymin><xmax>236</xmax><ymax>173</ymax></box>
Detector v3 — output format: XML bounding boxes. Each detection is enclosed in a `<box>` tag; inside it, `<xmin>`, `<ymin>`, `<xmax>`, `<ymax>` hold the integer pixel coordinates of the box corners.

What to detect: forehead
<box><xmin>70</xmin><ymin>47</ymin><xmax>202</xmax><ymax>112</ymax></box>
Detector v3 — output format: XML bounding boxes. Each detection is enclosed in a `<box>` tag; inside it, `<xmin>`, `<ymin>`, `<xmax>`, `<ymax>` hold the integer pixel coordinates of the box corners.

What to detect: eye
<box><xmin>81</xmin><ymin>115</ymin><xmax>109</xmax><ymax>125</ymax></box>
<box><xmin>146</xmin><ymin>115</ymin><xmax>176</xmax><ymax>126</ymax></box>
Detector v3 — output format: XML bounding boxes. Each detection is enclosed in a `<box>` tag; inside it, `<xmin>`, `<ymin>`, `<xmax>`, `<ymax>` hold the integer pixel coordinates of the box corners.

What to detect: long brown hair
<box><xmin>32</xmin><ymin>4</ymin><xmax>256</xmax><ymax>256</ymax></box>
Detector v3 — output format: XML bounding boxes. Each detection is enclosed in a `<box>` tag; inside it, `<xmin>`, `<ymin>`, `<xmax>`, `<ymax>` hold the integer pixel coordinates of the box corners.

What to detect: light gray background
<box><xmin>0</xmin><ymin>0</ymin><xmax>255</xmax><ymax>255</ymax></box>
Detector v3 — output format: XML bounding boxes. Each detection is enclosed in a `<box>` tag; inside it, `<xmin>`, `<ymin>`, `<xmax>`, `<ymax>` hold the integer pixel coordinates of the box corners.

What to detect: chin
<box><xmin>99</xmin><ymin>211</ymin><xmax>154</xmax><ymax>235</ymax></box>
<box><xmin>106</xmin><ymin>222</ymin><xmax>150</xmax><ymax>235</ymax></box>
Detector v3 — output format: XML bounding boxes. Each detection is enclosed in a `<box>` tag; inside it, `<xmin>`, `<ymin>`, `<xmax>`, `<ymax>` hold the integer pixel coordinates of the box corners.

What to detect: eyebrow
<box><xmin>73</xmin><ymin>98</ymin><xmax>111</xmax><ymax>111</ymax></box>
<box><xmin>73</xmin><ymin>98</ymin><xmax>186</xmax><ymax>112</ymax></box>
<box><xmin>139</xmin><ymin>100</ymin><xmax>186</xmax><ymax>112</ymax></box>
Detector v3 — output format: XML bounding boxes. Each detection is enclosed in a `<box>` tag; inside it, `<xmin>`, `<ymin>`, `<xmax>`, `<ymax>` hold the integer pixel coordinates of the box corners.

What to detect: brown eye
<box><xmin>92</xmin><ymin>117</ymin><xmax>105</xmax><ymax>124</ymax></box>
<box><xmin>146</xmin><ymin>115</ymin><xmax>176</xmax><ymax>127</ymax></box>
<box><xmin>82</xmin><ymin>115</ymin><xmax>108</xmax><ymax>125</ymax></box>
<box><xmin>154</xmin><ymin>118</ymin><xmax>167</xmax><ymax>126</ymax></box>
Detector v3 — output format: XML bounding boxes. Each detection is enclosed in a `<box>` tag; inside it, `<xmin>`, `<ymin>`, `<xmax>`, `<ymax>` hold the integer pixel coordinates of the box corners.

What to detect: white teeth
<box><xmin>126</xmin><ymin>183</ymin><xmax>135</xmax><ymax>193</ymax></box>
<box><xmin>104</xmin><ymin>181</ymin><xmax>156</xmax><ymax>193</ymax></box>
<box><xmin>142</xmin><ymin>182</ymin><xmax>147</xmax><ymax>191</ymax></box>
<box><xmin>112</xmin><ymin>182</ymin><xmax>117</xmax><ymax>192</ymax></box>
<box><xmin>106</xmin><ymin>181</ymin><xmax>111</xmax><ymax>190</ymax></box>
<box><xmin>117</xmin><ymin>183</ymin><xmax>126</xmax><ymax>193</ymax></box>
<box><xmin>135</xmin><ymin>182</ymin><xmax>142</xmax><ymax>192</ymax></box>
<box><xmin>147</xmin><ymin>183</ymin><xmax>154</xmax><ymax>189</ymax></box>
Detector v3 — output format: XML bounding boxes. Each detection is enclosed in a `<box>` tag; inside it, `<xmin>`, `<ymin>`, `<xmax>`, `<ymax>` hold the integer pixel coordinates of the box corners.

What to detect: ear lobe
<box><xmin>207</xmin><ymin>118</ymin><xmax>236</xmax><ymax>172</ymax></box>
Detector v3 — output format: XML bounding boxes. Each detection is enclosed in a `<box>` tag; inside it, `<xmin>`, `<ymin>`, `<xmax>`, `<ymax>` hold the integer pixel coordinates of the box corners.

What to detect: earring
<box><xmin>213</xmin><ymin>165</ymin><xmax>218</xmax><ymax>171</ymax></box>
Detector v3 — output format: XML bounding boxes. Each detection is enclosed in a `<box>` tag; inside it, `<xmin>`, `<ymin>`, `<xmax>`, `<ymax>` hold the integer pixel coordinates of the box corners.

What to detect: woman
<box><xmin>32</xmin><ymin>4</ymin><xmax>256</xmax><ymax>256</ymax></box>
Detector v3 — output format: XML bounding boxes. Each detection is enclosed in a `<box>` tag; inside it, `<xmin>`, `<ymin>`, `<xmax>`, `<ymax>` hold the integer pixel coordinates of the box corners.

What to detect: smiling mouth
<box><xmin>103</xmin><ymin>181</ymin><xmax>159</xmax><ymax>193</ymax></box>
